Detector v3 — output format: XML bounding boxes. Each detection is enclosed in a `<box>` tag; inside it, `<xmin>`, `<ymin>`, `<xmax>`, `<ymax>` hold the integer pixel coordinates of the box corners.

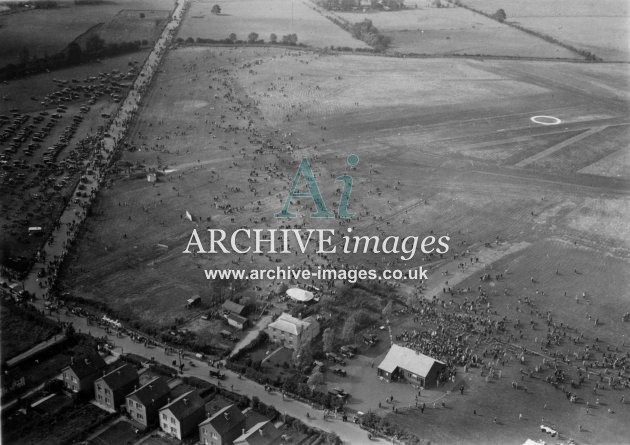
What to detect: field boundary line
<box><xmin>514</xmin><ymin>125</ymin><xmax>609</xmax><ymax>167</ymax></box>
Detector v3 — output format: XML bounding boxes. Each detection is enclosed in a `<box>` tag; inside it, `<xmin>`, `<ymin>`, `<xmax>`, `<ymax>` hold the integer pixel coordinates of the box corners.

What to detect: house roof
<box><xmin>64</xmin><ymin>353</ymin><xmax>106</xmax><ymax>379</ymax></box>
<box><xmin>267</xmin><ymin>313</ymin><xmax>311</xmax><ymax>336</ymax></box>
<box><xmin>127</xmin><ymin>377</ymin><xmax>170</xmax><ymax>407</ymax></box>
<box><xmin>160</xmin><ymin>390</ymin><xmax>204</xmax><ymax>421</ymax></box>
<box><xmin>199</xmin><ymin>404</ymin><xmax>246</xmax><ymax>435</ymax></box>
<box><xmin>98</xmin><ymin>364</ymin><xmax>138</xmax><ymax>390</ymax></box>
<box><xmin>377</xmin><ymin>344</ymin><xmax>445</xmax><ymax>378</ymax></box>
<box><xmin>227</xmin><ymin>313</ymin><xmax>247</xmax><ymax>325</ymax></box>
<box><xmin>222</xmin><ymin>300</ymin><xmax>245</xmax><ymax>315</ymax></box>
<box><xmin>234</xmin><ymin>420</ymin><xmax>282</xmax><ymax>445</ymax></box>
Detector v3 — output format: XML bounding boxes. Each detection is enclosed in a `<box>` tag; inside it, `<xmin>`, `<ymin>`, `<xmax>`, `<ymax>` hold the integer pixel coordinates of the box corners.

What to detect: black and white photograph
<box><xmin>0</xmin><ymin>0</ymin><xmax>628</xmax><ymax>444</ymax></box>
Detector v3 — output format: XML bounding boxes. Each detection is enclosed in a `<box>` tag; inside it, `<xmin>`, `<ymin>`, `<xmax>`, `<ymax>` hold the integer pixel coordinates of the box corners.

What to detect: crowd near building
<box><xmin>377</xmin><ymin>344</ymin><xmax>446</xmax><ymax>388</ymax></box>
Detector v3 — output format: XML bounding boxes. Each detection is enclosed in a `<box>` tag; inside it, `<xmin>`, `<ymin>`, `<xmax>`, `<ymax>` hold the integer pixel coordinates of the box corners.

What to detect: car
<box><xmin>331</xmin><ymin>368</ymin><xmax>347</xmax><ymax>377</ymax></box>
<box><xmin>209</xmin><ymin>368</ymin><xmax>226</xmax><ymax>380</ymax></box>
<box><xmin>328</xmin><ymin>388</ymin><xmax>349</xmax><ymax>399</ymax></box>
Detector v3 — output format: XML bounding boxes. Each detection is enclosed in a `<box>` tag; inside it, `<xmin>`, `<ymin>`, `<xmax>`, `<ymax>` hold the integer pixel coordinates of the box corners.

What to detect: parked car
<box><xmin>209</xmin><ymin>368</ymin><xmax>226</xmax><ymax>380</ymax></box>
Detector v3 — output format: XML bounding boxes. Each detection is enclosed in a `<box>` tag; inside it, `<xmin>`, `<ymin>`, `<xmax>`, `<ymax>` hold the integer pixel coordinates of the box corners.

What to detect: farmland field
<box><xmin>0</xmin><ymin>0</ymin><xmax>174</xmax><ymax>64</ymax></box>
<box><xmin>53</xmin><ymin>43</ymin><xmax>629</xmax><ymax>443</ymax></box>
<box><xmin>178</xmin><ymin>0</ymin><xmax>369</xmax><ymax>48</ymax></box>
<box><xmin>74</xmin><ymin>9</ymin><xmax>172</xmax><ymax>48</ymax></box>
<box><xmin>335</xmin><ymin>7</ymin><xmax>577</xmax><ymax>58</ymax></box>
<box><xmin>464</xmin><ymin>0</ymin><xmax>630</xmax><ymax>61</ymax></box>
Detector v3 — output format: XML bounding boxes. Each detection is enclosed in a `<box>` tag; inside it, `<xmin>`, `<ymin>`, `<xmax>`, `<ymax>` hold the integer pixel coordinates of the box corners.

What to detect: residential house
<box><xmin>199</xmin><ymin>404</ymin><xmax>246</xmax><ymax>445</ymax></box>
<box><xmin>266</xmin><ymin>312</ymin><xmax>320</xmax><ymax>350</ymax></box>
<box><xmin>377</xmin><ymin>344</ymin><xmax>446</xmax><ymax>388</ymax></box>
<box><xmin>125</xmin><ymin>376</ymin><xmax>170</xmax><ymax>428</ymax></box>
<box><xmin>62</xmin><ymin>354</ymin><xmax>106</xmax><ymax>397</ymax></box>
<box><xmin>233</xmin><ymin>420</ymin><xmax>282</xmax><ymax>445</ymax></box>
<box><xmin>94</xmin><ymin>363</ymin><xmax>139</xmax><ymax>411</ymax></box>
<box><xmin>159</xmin><ymin>390</ymin><xmax>205</xmax><ymax>440</ymax></box>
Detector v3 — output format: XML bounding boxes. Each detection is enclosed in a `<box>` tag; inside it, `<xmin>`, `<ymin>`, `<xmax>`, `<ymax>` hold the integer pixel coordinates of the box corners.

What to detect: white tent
<box><xmin>286</xmin><ymin>288</ymin><xmax>314</xmax><ymax>302</ymax></box>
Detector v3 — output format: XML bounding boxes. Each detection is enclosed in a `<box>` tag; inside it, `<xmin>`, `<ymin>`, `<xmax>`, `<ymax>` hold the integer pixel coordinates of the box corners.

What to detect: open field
<box><xmin>53</xmin><ymin>43</ymin><xmax>630</xmax><ymax>442</ymax></box>
<box><xmin>74</xmin><ymin>8</ymin><xmax>172</xmax><ymax>48</ymax></box>
<box><xmin>335</xmin><ymin>7</ymin><xmax>577</xmax><ymax>58</ymax></box>
<box><xmin>464</xmin><ymin>0</ymin><xmax>630</xmax><ymax>61</ymax></box>
<box><xmin>0</xmin><ymin>0</ymin><xmax>174</xmax><ymax>64</ymax></box>
<box><xmin>178</xmin><ymin>0</ymin><xmax>369</xmax><ymax>48</ymax></box>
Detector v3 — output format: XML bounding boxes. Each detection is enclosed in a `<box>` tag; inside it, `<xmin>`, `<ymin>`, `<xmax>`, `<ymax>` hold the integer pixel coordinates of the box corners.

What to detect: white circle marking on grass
<box><xmin>530</xmin><ymin>115</ymin><xmax>562</xmax><ymax>126</ymax></box>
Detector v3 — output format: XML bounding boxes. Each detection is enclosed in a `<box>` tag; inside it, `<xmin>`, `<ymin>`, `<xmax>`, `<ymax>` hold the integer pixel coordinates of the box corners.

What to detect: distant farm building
<box><xmin>377</xmin><ymin>344</ymin><xmax>446</xmax><ymax>388</ymax></box>
<box><xmin>222</xmin><ymin>300</ymin><xmax>246</xmax><ymax>316</ymax></box>
<box><xmin>226</xmin><ymin>312</ymin><xmax>247</xmax><ymax>330</ymax></box>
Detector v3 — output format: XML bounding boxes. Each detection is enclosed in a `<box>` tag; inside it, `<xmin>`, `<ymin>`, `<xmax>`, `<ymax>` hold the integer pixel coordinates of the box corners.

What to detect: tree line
<box><xmin>1</xmin><ymin>33</ymin><xmax>147</xmax><ymax>81</ymax></box>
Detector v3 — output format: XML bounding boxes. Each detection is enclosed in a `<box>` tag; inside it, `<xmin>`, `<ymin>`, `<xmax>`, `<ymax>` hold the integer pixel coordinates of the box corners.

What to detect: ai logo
<box><xmin>275</xmin><ymin>154</ymin><xmax>359</xmax><ymax>219</ymax></box>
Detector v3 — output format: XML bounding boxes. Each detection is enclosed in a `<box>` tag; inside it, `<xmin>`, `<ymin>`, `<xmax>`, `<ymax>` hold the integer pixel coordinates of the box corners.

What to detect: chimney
<box><xmin>148</xmin><ymin>384</ymin><xmax>153</xmax><ymax>390</ymax></box>
<box><xmin>224</xmin><ymin>412</ymin><xmax>229</xmax><ymax>421</ymax></box>
<box><xmin>183</xmin><ymin>398</ymin><xmax>188</xmax><ymax>405</ymax></box>
<box><xmin>84</xmin><ymin>358</ymin><xmax>91</xmax><ymax>365</ymax></box>
<box><xmin>259</xmin><ymin>429</ymin><xmax>264</xmax><ymax>436</ymax></box>
<box><xmin>70</xmin><ymin>357</ymin><xmax>74</xmax><ymax>365</ymax></box>
<box><xmin>167</xmin><ymin>398</ymin><xmax>171</xmax><ymax>404</ymax></box>
<box><xmin>134</xmin><ymin>385</ymin><xmax>137</xmax><ymax>391</ymax></box>
<box><xmin>242</xmin><ymin>428</ymin><xmax>245</xmax><ymax>436</ymax></box>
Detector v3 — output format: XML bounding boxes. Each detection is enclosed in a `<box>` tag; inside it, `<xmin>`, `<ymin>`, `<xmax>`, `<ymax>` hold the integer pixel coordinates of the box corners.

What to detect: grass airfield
<box><xmin>57</xmin><ymin>43</ymin><xmax>630</xmax><ymax>443</ymax></box>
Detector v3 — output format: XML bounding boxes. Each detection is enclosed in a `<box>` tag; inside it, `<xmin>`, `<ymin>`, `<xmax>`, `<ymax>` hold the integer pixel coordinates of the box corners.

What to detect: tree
<box><xmin>211</xmin><ymin>4</ymin><xmax>221</xmax><ymax>14</ymax></box>
<box><xmin>341</xmin><ymin>314</ymin><xmax>357</xmax><ymax>341</ymax></box>
<box><xmin>247</xmin><ymin>32</ymin><xmax>259</xmax><ymax>44</ymax></box>
<box><xmin>308</xmin><ymin>370</ymin><xmax>324</xmax><ymax>388</ymax></box>
<box><xmin>269</xmin><ymin>33</ymin><xmax>277</xmax><ymax>44</ymax></box>
<box><xmin>293</xmin><ymin>341</ymin><xmax>312</xmax><ymax>368</ymax></box>
<box><xmin>67</xmin><ymin>42</ymin><xmax>82</xmax><ymax>63</ymax></box>
<box><xmin>322</xmin><ymin>327</ymin><xmax>334</xmax><ymax>353</ymax></box>
<box><xmin>86</xmin><ymin>34</ymin><xmax>105</xmax><ymax>53</ymax></box>
<box><xmin>228</xmin><ymin>33</ymin><xmax>237</xmax><ymax>43</ymax></box>
<box><xmin>281</xmin><ymin>33</ymin><xmax>298</xmax><ymax>45</ymax></box>
<box><xmin>494</xmin><ymin>8</ymin><xmax>507</xmax><ymax>22</ymax></box>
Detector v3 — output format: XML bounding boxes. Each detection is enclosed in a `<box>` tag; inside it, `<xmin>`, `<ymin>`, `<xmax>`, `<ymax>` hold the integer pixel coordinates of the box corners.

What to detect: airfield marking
<box><xmin>514</xmin><ymin>125</ymin><xmax>609</xmax><ymax>168</ymax></box>
<box><xmin>530</xmin><ymin>115</ymin><xmax>562</xmax><ymax>126</ymax></box>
